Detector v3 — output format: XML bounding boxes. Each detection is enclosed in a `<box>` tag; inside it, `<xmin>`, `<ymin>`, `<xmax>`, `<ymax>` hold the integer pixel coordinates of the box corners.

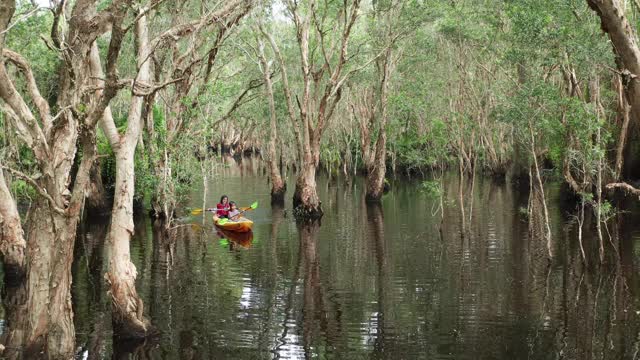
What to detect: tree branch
<box><xmin>1</xmin><ymin>165</ymin><xmax>65</xmax><ymax>215</ymax></box>
<box><xmin>606</xmin><ymin>182</ymin><xmax>640</xmax><ymax>198</ymax></box>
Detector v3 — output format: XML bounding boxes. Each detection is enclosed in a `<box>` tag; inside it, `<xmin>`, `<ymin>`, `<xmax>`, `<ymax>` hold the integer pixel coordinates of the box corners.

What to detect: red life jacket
<box><xmin>216</xmin><ymin>203</ymin><xmax>229</xmax><ymax>217</ymax></box>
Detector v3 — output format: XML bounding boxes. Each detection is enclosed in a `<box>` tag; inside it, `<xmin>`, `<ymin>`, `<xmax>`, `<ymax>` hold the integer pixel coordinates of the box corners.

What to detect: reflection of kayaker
<box><xmin>216</xmin><ymin>229</ymin><xmax>254</xmax><ymax>248</ymax></box>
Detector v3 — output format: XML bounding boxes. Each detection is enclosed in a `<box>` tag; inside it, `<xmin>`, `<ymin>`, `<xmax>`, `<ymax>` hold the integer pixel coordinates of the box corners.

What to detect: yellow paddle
<box><xmin>217</xmin><ymin>201</ymin><xmax>258</xmax><ymax>225</ymax></box>
<box><xmin>191</xmin><ymin>203</ymin><xmax>255</xmax><ymax>215</ymax></box>
<box><xmin>191</xmin><ymin>207</ymin><xmax>225</xmax><ymax>215</ymax></box>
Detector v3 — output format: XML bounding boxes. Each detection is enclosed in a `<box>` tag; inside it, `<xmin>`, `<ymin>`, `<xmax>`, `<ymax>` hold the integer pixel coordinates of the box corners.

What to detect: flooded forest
<box><xmin>0</xmin><ymin>0</ymin><xmax>639</xmax><ymax>359</ymax></box>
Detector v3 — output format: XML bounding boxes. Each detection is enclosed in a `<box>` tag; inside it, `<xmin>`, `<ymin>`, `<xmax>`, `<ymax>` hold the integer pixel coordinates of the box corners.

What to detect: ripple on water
<box><xmin>65</xmin><ymin>171</ymin><xmax>640</xmax><ymax>359</ymax></box>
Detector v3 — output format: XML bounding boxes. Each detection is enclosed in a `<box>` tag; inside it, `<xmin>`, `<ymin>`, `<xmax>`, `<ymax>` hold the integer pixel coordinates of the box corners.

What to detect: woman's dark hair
<box><xmin>219</xmin><ymin>195</ymin><xmax>228</xmax><ymax>204</ymax></box>
<box><xmin>229</xmin><ymin>201</ymin><xmax>237</xmax><ymax>208</ymax></box>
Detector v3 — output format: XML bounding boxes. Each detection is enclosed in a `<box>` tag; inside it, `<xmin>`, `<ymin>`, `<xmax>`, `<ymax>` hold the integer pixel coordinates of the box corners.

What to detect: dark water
<box><xmin>66</xmin><ymin>157</ymin><xmax>640</xmax><ymax>359</ymax></box>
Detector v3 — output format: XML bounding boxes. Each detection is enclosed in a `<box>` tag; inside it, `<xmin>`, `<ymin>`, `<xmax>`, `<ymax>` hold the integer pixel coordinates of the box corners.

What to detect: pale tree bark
<box><xmin>104</xmin><ymin>9</ymin><xmax>152</xmax><ymax>338</ymax></box>
<box><xmin>256</xmin><ymin>38</ymin><xmax>286</xmax><ymax>204</ymax></box>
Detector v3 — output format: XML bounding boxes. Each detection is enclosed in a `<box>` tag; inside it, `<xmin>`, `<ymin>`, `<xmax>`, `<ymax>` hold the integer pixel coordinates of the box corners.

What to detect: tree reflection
<box><xmin>367</xmin><ymin>203</ymin><xmax>390</xmax><ymax>357</ymax></box>
<box><xmin>1</xmin><ymin>276</ymin><xmax>27</xmax><ymax>359</ymax></box>
<box><xmin>298</xmin><ymin>221</ymin><xmax>322</xmax><ymax>357</ymax></box>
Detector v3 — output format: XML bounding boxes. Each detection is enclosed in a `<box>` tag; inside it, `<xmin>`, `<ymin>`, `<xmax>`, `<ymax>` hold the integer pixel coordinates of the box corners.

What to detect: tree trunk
<box><xmin>257</xmin><ymin>40</ymin><xmax>286</xmax><ymax>204</ymax></box>
<box><xmin>24</xmin><ymin>200</ymin><xmax>52</xmax><ymax>356</ymax></box>
<box><xmin>366</xmin><ymin>131</ymin><xmax>387</xmax><ymax>202</ymax></box>
<box><xmin>46</xmin><ymin>215</ymin><xmax>80</xmax><ymax>359</ymax></box>
<box><xmin>0</xmin><ymin>166</ymin><xmax>26</xmax><ymax>280</ymax></box>
<box><xmin>365</xmin><ymin>46</ymin><xmax>393</xmax><ymax>202</ymax></box>
<box><xmin>293</xmin><ymin>160</ymin><xmax>323</xmax><ymax>219</ymax></box>
<box><xmin>105</xmin><ymin>10</ymin><xmax>151</xmax><ymax>339</ymax></box>
<box><xmin>587</xmin><ymin>0</ymin><xmax>640</xmax><ymax>144</ymax></box>
<box><xmin>106</xmin><ymin>148</ymin><xmax>150</xmax><ymax>338</ymax></box>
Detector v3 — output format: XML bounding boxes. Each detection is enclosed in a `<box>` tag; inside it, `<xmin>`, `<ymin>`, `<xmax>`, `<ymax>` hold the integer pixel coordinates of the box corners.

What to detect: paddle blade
<box><xmin>191</xmin><ymin>208</ymin><xmax>204</xmax><ymax>215</ymax></box>
<box><xmin>250</xmin><ymin>201</ymin><xmax>258</xmax><ymax>209</ymax></box>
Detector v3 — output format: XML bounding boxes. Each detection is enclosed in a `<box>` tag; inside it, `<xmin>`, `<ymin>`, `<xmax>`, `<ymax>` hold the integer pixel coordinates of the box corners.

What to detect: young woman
<box><xmin>216</xmin><ymin>195</ymin><xmax>229</xmax><ymax>218</ymax></box>
<box><xmin>227</xmin><ymin>201</ymin><xmax>240</xmax><ymax>221</ymax></box>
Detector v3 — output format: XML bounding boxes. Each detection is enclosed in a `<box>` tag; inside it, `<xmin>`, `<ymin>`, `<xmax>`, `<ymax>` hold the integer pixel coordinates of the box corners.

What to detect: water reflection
<box><xmin>2</xmin><ymin>166</ymin><xmax>640</xmax><ymax>359</ymax></box>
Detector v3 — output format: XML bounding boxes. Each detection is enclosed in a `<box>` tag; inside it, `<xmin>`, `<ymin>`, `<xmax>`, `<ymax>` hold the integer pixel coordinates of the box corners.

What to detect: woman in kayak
<box><xmin>216</xmin><ymin>195</ymin><xmax>229</xmax><ymax>218</ymax></box>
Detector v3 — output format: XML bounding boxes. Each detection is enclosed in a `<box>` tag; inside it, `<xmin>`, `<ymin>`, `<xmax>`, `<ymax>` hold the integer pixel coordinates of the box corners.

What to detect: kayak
<box><xmin>213</xmin><ymin>215</ymin><xmax>253</xmax><ymax>233</ymax></box>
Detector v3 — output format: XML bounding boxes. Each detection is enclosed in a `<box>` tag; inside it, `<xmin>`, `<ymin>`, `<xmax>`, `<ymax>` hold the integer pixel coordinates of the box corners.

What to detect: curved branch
<box><xmin>148</xmin><ymin>0</ymin><xmax>251</xmax><ymax>58</ymax></box>
<box><xmin>2</xmin><ymin>49</ymin><xmax>52</xmax><ymax>133</ymax></box>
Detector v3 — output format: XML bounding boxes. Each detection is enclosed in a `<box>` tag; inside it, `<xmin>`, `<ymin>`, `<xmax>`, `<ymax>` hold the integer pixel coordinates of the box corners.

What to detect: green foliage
<box><xmin>5</xmin><ymin>5</ymin><xmax>59</xmax><ymax>102</ymax></box>
<box><xmin>10</xmin><ymin>179</ymin><xmax>37</xmax><ymax>201</ymax></box>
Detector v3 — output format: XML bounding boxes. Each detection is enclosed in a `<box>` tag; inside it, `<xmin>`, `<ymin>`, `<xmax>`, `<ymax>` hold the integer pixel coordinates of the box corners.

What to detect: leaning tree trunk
<box><xmin>0</xmin><ymin>165</ymin><xmax>26</xmax><ymax>280</ymax></box>
<box><xmin>105</xmin><ymin>11</ymin><xmax>151</xmax><ymax>339</ymax></box>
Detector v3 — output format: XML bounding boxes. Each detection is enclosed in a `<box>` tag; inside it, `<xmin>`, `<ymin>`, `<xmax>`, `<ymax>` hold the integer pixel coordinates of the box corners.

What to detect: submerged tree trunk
<box><xmin>293</xmin><ymin>160</ymin><xmax>323</xmax><ymax>218</ymax></box>
<box><xmin>105</xmin><ymin>11</ymin><xmax>151</xmax><ymax>339</ymax></box>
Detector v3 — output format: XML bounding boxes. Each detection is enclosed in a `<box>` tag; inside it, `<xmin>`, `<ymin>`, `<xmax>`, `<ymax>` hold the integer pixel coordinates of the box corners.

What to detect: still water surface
<box><xmin>68</xmin><ymin>157</ymin><xmax>640</xmax><ymax>359</ymax></box>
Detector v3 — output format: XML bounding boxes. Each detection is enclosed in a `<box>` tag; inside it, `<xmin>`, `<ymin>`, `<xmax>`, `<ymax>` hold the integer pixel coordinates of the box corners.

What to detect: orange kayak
<box><xmin>213</xmin><ymin>215</ymin><xmax>253</xmax><ymax>233</ymax></box>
